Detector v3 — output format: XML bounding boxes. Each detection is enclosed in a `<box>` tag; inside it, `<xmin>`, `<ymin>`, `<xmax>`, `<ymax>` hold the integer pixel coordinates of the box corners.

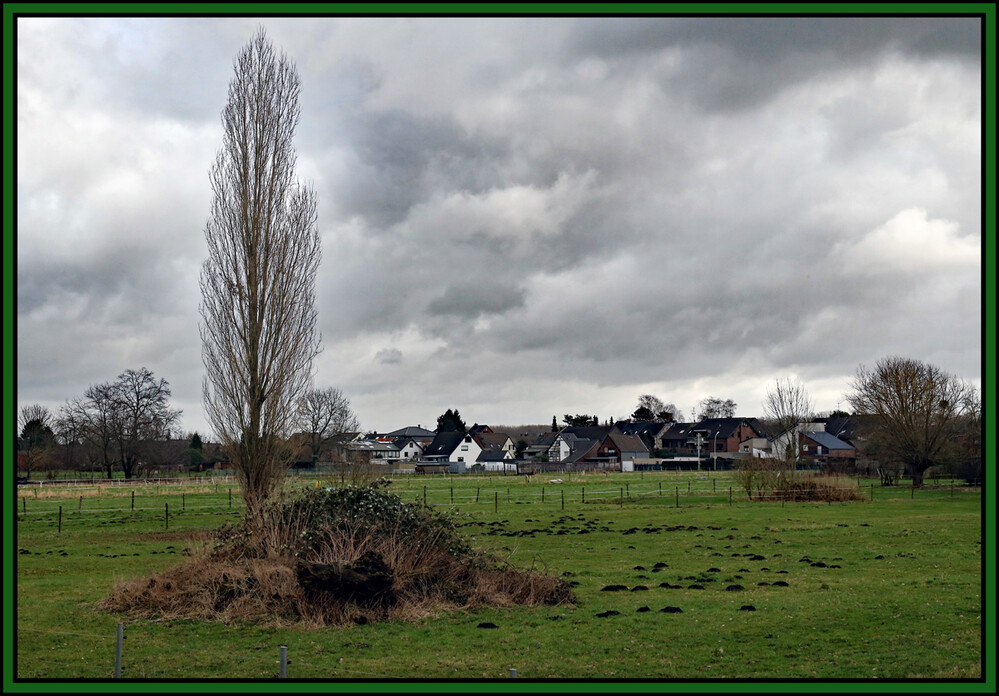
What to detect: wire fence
<box><xmin>16</xmin><ymin>621</ymin><xmax>517</xmax><ymax>679</ymax></box>
<box><xmin>15</xmin><ymin>476</ymin><xmax>979</xmax><ymax>533</ymax></box>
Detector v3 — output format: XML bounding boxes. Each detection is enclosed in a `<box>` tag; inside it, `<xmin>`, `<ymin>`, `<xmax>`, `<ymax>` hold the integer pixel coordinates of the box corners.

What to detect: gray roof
<box><xmin>563</xmin><ymin>439</ymin><xmax>600</xmax><ymax>464</ymax></box>
<box><xmin>802</xmin><ymin>431</ymin><xmax>854</xmax><ymax>451</ymax></box>
<box><xmin>383</xmin><ymin>426</ymin><xmax>437</xmax><ymax>438</ymax></box>
<box><xmin>422</xmin><ymin>431</ymin><xmax>467</xmax><ymax>458</ymax></box>
<box><xmin>476</xmin><ymin>448</ymin><xmax>511</xmax><ymax>462</ymax></box>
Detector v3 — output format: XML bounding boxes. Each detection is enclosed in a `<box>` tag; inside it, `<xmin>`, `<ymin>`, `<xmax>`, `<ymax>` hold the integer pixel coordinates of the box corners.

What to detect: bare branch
<box><xmin>200</xmin><ymin>28</ymin><xmax>321</xmax><ymax>519</ymax></box>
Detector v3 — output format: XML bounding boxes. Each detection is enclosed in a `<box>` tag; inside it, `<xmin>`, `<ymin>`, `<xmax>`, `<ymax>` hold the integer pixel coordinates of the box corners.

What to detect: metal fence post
<box><xmin>165</xmin><ymin>502</ymin><xmax>169</xmax><ymax>530</ymax></box>
<box><xmin>58</xmin><ymin>506</ymin><xmax>62</xmax><ymax>533</ymax></box>
<box><xmin>280</xmin><ymin>645</ymin><xmax>287</xmax><ymax>678</ymax></box>
<box><xmin>509</xmin><ymin>668</ymin><xmax>517</xmax><ymax>678</ymax></box>
<box><xmin>114</xmin><ymin>622</ymin><xmax>123</xmax><ymax>678</ymax></box>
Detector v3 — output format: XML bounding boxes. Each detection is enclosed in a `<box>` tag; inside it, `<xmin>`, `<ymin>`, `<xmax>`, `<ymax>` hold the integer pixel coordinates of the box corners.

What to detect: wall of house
<box><xmin>449</xmin><ymin>435</ymin><xmax>482</xmax><ymax>463</ymax></box>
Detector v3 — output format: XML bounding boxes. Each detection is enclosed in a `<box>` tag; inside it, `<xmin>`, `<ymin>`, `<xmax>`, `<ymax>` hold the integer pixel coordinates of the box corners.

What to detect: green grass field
<box><xmin>14</xmin><ymin>471</ymin><xmax>983</xmax><ymax>681</ymax></box>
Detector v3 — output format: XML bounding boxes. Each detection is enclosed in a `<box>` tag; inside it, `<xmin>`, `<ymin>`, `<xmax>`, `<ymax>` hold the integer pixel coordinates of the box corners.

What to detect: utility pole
<box><xmin>690</xmin><ymin>432</ymin><xmax>706</xmax><ymax>472</ymax></box>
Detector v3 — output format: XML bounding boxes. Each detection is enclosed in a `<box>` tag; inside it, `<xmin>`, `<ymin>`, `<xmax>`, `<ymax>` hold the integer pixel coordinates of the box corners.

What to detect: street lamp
<box><xmin>688</xmin><ymin>430</ymin><xmax>707</xmax><ymax>472</ymax></box>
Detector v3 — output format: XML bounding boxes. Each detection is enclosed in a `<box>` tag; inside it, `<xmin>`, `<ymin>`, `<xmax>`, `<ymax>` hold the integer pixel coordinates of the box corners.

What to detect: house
<box><xmin>561</xmin><ymin>426</ymin><xmax>650</xmax><ymax>469</ymax></box>
<box><xmin>476</xmin><ymin>447</ymin><xmax>517</xmax><ymax>473</ymax></box>
<box><xmin>392</xmin><ymin>437</ymin><xmax>427</xmax><ymax>461</ymax></box>
<box><xmin>799</xmin><ymin>431</ymin><xmax>856</xmax><ymax>464</ymax></box>
<box><xmin>613</xmin><ymin>421</ymin><xmax>671</xmax><ymax>454</ymax></box>
<box><xmin>474</xmin><ymin>431</ymin><xmax>515</xmax><ymax>456</ymax></box>
<box><xmin>422</xmin><ymin>431</ymin><xmax>483</xmax><ymax>464</ymax></box>
<box><xmin>739</xmin><ymin>437</ymin><xmax>771</xmax><ymax>458</ymax></box>
<box><xmin>691</xmin><ymin>419</ymin><xmax>763</xmax><ymax>456</ymax></box>
<box><xmin>658</xmin><ymin>423</ymin><xmax>697</xmax><ymax>453</ymax></box>
<box><xmin>524</xmin><ymin>432</ymin><xmax>560</xmax><ymax>460</ymax></box>
<box><xmin>344</xmin><ymin>439</ymin><xmax>400</xmax><ymax>461</ymax></box>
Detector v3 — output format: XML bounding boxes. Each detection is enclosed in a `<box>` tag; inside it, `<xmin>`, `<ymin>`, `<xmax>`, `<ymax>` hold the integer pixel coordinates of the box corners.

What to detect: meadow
<box><xmin>13</xmin><ymin>471</ymin><xmax>983</xmax><ymax>681</ymax></box>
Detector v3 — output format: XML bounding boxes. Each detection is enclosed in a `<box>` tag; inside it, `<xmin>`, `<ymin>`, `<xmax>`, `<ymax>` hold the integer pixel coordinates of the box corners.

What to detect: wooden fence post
<box><xmin>165</xmin><ymin>502</ymin><xmax>169</xmax><ymax>530</ymax></box>
<box><xmin>114</xmin><ymin>622</ymin><xmax>123</xmax><ymax>678</ymax></box>
<box><xmin>131</xmin><ymin>491</ymin><xmax>135</xmax><ymax>511</ymax></box>
<box><xmin>494</xmin><ymin>491</ymin><xmax>498</xmax><ymax>513</ymax></box>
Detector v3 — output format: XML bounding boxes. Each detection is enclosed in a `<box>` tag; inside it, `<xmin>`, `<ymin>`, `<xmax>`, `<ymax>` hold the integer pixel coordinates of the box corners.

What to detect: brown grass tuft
<box><xmin>101</xmin><ymin>485</ymin><xmax>574</xmax><ymax>626</ymax></box>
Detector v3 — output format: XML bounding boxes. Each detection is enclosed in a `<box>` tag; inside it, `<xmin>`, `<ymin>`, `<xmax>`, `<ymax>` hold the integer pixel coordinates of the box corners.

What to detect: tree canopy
<box><xmin>436</xmin><ymin>409</ymin><xmax>467</xmax><ymax>433</ymax></box>
<box><xmin>847</xmin><ymin>356</ymin><xmax>973</xmax><ymax>486</ymax></box>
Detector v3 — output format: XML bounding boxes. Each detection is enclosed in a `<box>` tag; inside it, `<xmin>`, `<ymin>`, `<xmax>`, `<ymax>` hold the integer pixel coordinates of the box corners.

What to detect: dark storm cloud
<box><xmin>16</xmin><ymin>16</ymin><xmax>982</xmax><ymax>434</ymax></box>
<box><xmin>564</xmin><ymin>17</ymin><xmax>980</xmax><ymax>112</ymax></box>
<box><xmin>330</xmin><ymin>109</ymin><xmax>512</xmax><ymax>228</ymax></box>
<box><xmin>427</xmin><ymin>282</ymin><xmax>526</xmax><ymax>319</ymax></box>
<box><xmin>566</xmin><ymin>16</ymin><xmax>980</xmax><ymax>62</ymax></box>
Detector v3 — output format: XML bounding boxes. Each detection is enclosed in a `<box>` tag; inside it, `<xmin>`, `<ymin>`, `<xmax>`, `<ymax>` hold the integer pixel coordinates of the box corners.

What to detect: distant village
<box><xmin>282</xmin><ymin>414</ymin><xmax>864</xmax><ymax>477</ymax></box>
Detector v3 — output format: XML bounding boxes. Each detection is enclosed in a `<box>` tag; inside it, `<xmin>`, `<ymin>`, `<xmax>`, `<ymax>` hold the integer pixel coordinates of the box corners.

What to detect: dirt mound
<box><xmin>101</xmin><ymin>483</ymin><xmax>574</xmax><ymax>626</ymax></box>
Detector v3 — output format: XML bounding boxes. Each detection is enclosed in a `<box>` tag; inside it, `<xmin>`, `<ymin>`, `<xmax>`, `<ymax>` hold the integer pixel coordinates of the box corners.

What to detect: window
<box><xmin>461</xmin><ymin>445</ymin><xmax>468</xmax><ymax>451</ymax></box>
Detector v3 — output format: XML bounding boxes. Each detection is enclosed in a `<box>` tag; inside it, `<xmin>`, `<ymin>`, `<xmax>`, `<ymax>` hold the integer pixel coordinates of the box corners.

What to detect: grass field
<box><xmin>13</xmin><ymin>471</ymin><xmax>984</xmax><ymax>681</ymax></box>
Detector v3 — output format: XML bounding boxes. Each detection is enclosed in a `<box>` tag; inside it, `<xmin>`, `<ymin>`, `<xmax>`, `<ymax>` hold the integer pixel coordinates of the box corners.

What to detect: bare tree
<box><xmin>847</xmin><ymin>356</ymin><xmax>972</xmax><ymax>487</ymax></box>
<box><xmin>633</xmin><ymin>394</ymin><xmax>680</xmax><ymax>422</ymax></box>
<box><xmin>110</xmin><ymin>368</ymin><xmax>182</xmax><ymax>479</ymax></box>
<box><xmin>200</xmin><ymin>28</ymin><xmax>322</xmax><ymax>522</ymax></box>
<box><xmin>17</xmin><ymin>404</ymin><xmax>55</xmax><ymax>480</ymax></box>
<box><xmin>298</xmin><ymin>387</ymin><xmax>361</xmax><ymax>466</ymax></box>
<box><xmin>762</xmin><ymin>377</ymin><xmax>814</xmax><ymax>466</ymax></box>
<box><xmin>60</xmin><ymin>384</ymin><xmax>118</xmax><ymax>479</ymax></box>
<box><xmin>57</xmin><ymin>369</ymin><xmax>181</xmax><ymax>479</ymax></box>
<box><xmin>697</xmin><ymin>397</ymin><xmax>737</xmax><ymax>420</ymax></box>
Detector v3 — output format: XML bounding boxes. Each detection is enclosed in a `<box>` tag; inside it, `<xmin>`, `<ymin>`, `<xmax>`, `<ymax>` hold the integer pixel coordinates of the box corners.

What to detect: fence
<box><xmin>16</xmin><ymin>622</ymin><xmax>520</xmax><ymax>679</ymax></box>
<box><xmin>16</xmin><ymin>474</ymin><xmax>979</xmax><ymax>533</ymax></box>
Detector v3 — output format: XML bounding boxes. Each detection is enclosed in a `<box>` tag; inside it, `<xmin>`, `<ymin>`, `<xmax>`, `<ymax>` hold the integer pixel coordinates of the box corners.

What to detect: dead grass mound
<box><xmin>101</xmin><ymin>482</ymin><xmax>574</xmax><ymax>626</ymax></box>
<box><xmin>773</xmin><ymin>474</ymin><xmax>866</xmax><ymax>502</ymax></box>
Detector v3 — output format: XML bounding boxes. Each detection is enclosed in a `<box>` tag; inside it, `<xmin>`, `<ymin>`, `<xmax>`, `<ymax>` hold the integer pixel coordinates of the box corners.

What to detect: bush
<box><xmin>735</xmin><ymin>461</ymin><xmax>865</xmax><ymax>502</ymax></box>
<box><xmin>772</xmin><ymin>474</ymin><xmax>865</xmax><ymax>502</ymax></box>
<box><xmin>102</xmin><ymin>481</ymin><xmax>573</xmax><ymax>626</ymax></box>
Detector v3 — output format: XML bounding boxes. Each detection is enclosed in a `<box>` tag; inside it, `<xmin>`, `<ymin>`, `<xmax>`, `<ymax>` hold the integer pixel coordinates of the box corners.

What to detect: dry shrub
<box><xmin>773</xmin><ymin>473</ymin><xmax>865</xmax><ymax>502</ymax></box>
<box><xmin>102</xmin><ymin>480</ymin><xmax>573</xmax><ymax>626</ymax></box>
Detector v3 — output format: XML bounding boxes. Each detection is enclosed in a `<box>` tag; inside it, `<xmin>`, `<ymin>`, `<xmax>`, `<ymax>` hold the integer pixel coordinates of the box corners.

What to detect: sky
<box><xmin>15</xmin><ymin>14</ymin><xmax>984</xmax><ymax>438</ymax></box>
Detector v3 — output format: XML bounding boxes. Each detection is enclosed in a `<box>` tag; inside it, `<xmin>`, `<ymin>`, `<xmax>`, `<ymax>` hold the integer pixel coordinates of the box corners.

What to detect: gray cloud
<box><xmin>16</xmin><ymin>15</ymin><xmax>982</xmax><ymax>435</ymax></box>
<box><xmin>375</xmin><ymin>348</ymin><xmax>403</xmax><ymax>365</ymax></box>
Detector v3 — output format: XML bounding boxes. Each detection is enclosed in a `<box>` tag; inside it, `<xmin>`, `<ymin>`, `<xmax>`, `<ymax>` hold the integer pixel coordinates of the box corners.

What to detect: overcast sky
<box><xmin>16</xmin><ymin>14</ymin><xmax>983</xmax><ymax>437</ymax></box>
